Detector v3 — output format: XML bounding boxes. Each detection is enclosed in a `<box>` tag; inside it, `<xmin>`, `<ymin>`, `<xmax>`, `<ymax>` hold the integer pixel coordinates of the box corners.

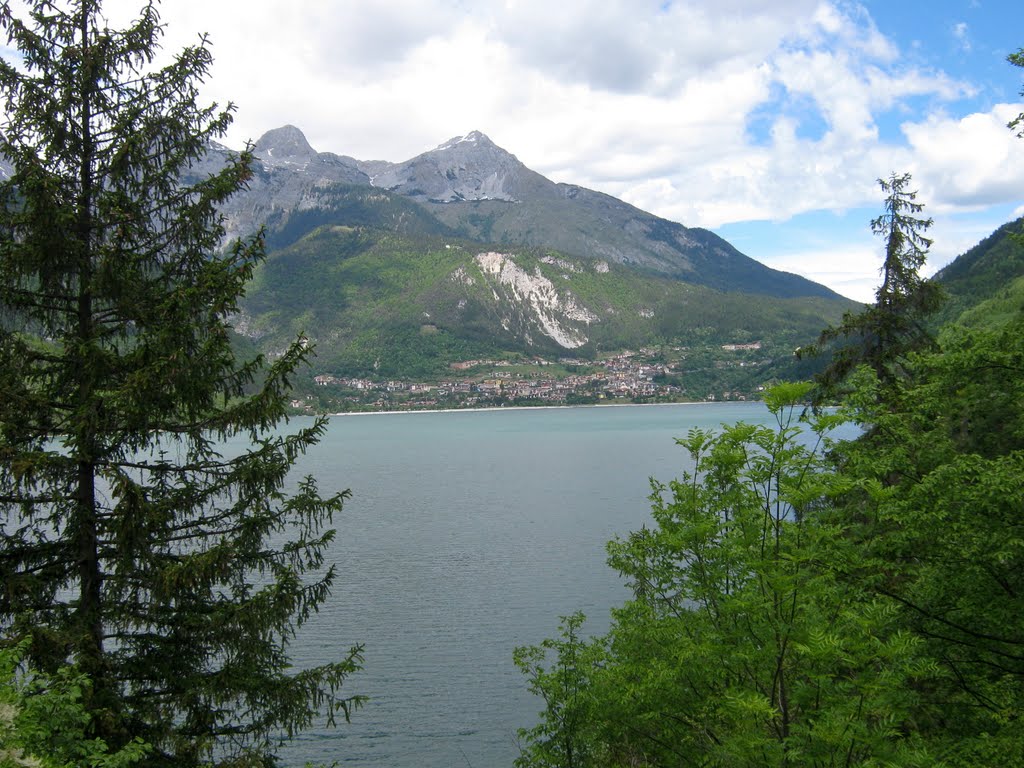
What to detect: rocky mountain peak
<box><xmin>370</xmin><ymin>129</ymin><xmax>536</xmax><ymax>203</ymax></box>
<box><xmin>435</xmin><ymin>130</ymin><xmax>496</xmax><ymax>151</ymax></box>
<box><xmin>253</xmin><ymin>125</ymin><xmax>316</xmax><ymax>166</ymax></box>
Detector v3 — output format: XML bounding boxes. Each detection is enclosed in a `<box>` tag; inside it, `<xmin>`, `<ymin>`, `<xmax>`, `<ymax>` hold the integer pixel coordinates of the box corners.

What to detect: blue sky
<box><xmin>715</xmin><ymin>0</ymin><xmax>1024</xmax><ymax>299</ymax></box>
<box><xmin>9</xmin><ymin>0</ymin><xmax>1023</xmax><ymax>301</ymax></box>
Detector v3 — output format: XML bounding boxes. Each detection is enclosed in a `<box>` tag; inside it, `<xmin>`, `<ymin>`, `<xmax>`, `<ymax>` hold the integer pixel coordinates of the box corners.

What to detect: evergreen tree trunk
<box><xmin>72</xmin><ymin>0</ymin><xmax>104</xmax><ymax>704</ymax></box>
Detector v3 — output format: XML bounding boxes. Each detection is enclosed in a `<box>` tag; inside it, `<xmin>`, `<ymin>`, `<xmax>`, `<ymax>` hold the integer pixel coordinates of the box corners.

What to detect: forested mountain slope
<box><xmin>238</xmin><ymin>224</ymin><xmax>850</xmax><ymax>379</ymax></box>
<box><xmin>933</xmin><ymin>216</ymin><xmax>1024</xmax><ymax>328</ymax></box>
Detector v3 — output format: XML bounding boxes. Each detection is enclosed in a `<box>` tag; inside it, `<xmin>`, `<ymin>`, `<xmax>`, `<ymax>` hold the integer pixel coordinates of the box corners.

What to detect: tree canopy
<box><xmin>516</xmin><ymin>59</ymin><xmax>1024</xmax><ymax>761</ymax></box>
<box><xmin>517</xmin><ymin>327</ymin><xmax>1024</xmax><ymax>767</ymax></box>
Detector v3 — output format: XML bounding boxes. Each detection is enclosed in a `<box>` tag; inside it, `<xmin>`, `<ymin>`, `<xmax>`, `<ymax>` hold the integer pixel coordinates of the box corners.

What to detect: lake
<box><xmin>277</xmin><ymin>402</ymin><xmax>792</xmax><ymax>767</ymax></box>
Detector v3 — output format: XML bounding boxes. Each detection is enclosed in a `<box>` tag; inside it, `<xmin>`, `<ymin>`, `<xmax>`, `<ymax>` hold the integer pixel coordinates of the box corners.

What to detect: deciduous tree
<box><xmin>516</xmin><ymin>385</ymin><xmax>937</xmax><ymax>767</ymax></box>
<box><xmin>832</xmin><ymin>320</ymin><xmax>1024</xmax><ymax>765</ymax></box>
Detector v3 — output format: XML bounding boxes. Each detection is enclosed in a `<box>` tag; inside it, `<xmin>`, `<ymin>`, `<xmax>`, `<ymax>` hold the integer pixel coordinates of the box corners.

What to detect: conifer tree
<box><xmin>801</xmin><ymin>172</ymin><xmax>944</xmax><ymax>400</ymax></box>
<box><xmin>0</xmin><ymin>2</ymin><xmax>361</xmax><ymax>765</ymax></box>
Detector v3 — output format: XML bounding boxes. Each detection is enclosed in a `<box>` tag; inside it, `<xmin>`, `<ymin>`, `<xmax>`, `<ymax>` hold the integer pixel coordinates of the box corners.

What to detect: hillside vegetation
<box><xmin>197</xmin><ymin>125</ymin><xmax>863</xmax><ymax>407</ymax></box>
<box><xmin>240</xmin><ymin>222</ymin><xmax>855</xmax><ymax>385</ymax></box>
<box><xmin>514</xmin><ymin>170</ymin><xmax>1024</xmax><ymax>768</ymax></box>
<box><xmin>933</xmin><ymin>215</ymin><xmax>1024</xmax><ymax>328</ymax></box>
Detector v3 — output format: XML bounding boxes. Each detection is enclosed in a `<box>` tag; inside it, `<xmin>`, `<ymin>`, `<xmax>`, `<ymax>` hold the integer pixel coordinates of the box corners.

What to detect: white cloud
<box><xmin>6</xmin><ymin>0</ymin><xmax>1023</xmax><ymax>298</ymax></box>
<box><xmin>88</xmin><ymin>0</ymin><xmax>1018</xmax><ymax>222</ymax></box>
<box><xmin>952</xmin><ymin>21</ymin><xmax>971</xmax><ymax>53</ymax></box>
<box><xmin>761</xmin><ymin>244</ymin><xmax>880</xmax><ymax>303</ymax></box>
<box><xmin>808</xmin><ymin>1</ymin><xmax>897</xmax><ymax>62</ymax></box>
<box><xmin>902</xmin><ymin>104</ymin><xmax>1024</xmax><ymax>210</ymax></box>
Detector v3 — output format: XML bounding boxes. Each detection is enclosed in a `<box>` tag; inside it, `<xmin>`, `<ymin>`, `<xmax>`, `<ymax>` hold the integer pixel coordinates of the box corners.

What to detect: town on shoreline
<box><xmin>294</xmin><ymin>343</ymin><xmax>777</xmax><ymax>414</ymax></box>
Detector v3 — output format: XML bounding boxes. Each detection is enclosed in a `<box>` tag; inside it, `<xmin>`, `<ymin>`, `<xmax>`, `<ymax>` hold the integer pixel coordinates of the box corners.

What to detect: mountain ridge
<box><xmin>215</xmin><ymin>124</ymin><xmax>841</xmax><ymax>300</ymax></box>
<box><xmin>933</xmin><ymin>216</ymin><xmax>1024</xmax><ymax>329</ymax></box>
<box><xmin>2</xmin><ymin>122</ymin><xmax>843</xmax><ymax>301</ymax></box>
<box><xmin>238</xmin><ymin>223</ymin><xmax>852</xmax><ymax>380</ymax></box>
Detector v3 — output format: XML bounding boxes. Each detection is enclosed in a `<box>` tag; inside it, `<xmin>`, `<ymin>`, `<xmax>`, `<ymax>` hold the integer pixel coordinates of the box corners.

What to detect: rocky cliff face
<box><xmin>252</xmin><ymin>125</ymin><xmax>318</xmax><ymax>168</ymax></box>
<box><xmin>472</xmin><ymin>251</ymin><xmax>601</xmax><ymax>349</ymax></box>
<box><xmin>365</xmin><ymin>131</ymin><xmax>554</xmax><ymax>203</ymax></box>
<box><xmin>188</xmin><ymin>126</ymin><xmax>370</xmax><ymax>242</ymax></box>
<box><xmin>2</xmin><ymin>123</ymin><xmax>841</xmax><ymax>299</ymax></box>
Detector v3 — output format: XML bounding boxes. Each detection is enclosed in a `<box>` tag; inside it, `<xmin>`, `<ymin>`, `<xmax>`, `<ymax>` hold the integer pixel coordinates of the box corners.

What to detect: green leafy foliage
<box><xmin>828</xmin><ymin>319</ymin><xmax>1024</xmax><ymax>762</ymax></box>
<box><xmin>0</xmin><ymin>643</ymin><xmax>150</xmax><ymax>768</ymax></box>
<box><xmin>515</xmin><ymin>386</ymin><xmax>940</xmax><ymax>766</ymax></box>
<box><xmin>1009</xmin><ymin>48</ymin><xmax>1024</xmax><ymax>137</ymax></box>
<box><xmin>513</xmin><ymin>613</ymin><xmax>602</xmax><ymax>768</ymax></box>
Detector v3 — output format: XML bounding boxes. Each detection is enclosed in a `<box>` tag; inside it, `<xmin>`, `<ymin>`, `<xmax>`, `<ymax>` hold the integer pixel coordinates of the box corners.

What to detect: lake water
<box><xmin>277</xmin><ymin>402</ymin><xmax>790</xmax><ymax>767</ymax></box>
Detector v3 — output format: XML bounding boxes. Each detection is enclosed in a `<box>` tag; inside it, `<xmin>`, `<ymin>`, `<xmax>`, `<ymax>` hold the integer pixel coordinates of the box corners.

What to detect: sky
<box><xmin>9</xmin><ymin>0</ymin><xmax>1024</xmax><ymax>301</ymax></box>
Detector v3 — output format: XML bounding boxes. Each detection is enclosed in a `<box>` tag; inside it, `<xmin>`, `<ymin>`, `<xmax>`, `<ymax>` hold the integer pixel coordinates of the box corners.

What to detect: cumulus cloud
<box><xmin>903</xmin><ymin>104</ymin><xmax>1024</xmax><ymax>210</ymax></box>
<box><xmin>91</xmin><ymin>1</ymin><xmax>1019</xmax><ymax>215</ymax></box>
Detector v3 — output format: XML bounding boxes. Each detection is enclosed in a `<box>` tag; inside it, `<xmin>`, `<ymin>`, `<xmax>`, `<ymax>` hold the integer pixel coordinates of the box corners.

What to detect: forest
<box><xmin>0</xmin><ymin>0</ymin><xmax>1022</xmax><ymax>767</ymax></box>
<box><xmin>512</xmin><ymin>182</ymin><xmax>1024</xmax><ymax>764</ymax></box>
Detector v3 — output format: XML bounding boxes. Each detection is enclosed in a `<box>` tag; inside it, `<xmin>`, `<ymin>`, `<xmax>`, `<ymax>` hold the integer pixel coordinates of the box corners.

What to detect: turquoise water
<box><xmin>278</xmin><ymin>403</ymin><xmax>788</xmax><ymax>766</ymax></box>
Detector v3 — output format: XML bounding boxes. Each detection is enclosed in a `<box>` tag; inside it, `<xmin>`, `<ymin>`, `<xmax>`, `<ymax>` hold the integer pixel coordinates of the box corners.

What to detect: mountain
<box><xmin>183</xmin><ymin>126</ymin><xmax>370</xmax><ymax>243</ymax></box>
<box><xmin>2</xmin><ymin>124</ymin><xmax>859</xmax><ymax>396</ymax></box>
<box><xmin>5</xmin><ymin>124</ymin><xmax>837</xmax><ymax>301</ymax></box>
<box><xmin>932</xmin><ymin>216</ymin><xmax>1024</xmax><ymax>329</ymax></box>
<box><xmin>203</xmin><ymin>126</ymin><xmax>867</xmax><ymax>400</ymax></box>
<box><xmin>237</xmin><ymin>224</ymin><xmax>851</xmax><ymax>381</ymax></box>
<box><xmin>223</xmin><ymin>126</ymin><xmax>840</xmax><ymax>300</ymax></box>
<box><xmin>362</xmin><ymin>130</ymin><xmax>546</xmax><ymax>203</ymax></box>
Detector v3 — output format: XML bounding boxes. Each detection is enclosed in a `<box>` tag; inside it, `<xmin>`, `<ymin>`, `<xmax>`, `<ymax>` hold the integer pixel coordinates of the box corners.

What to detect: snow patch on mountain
<box><xmin>437</xmin><ymin>132</ymin><xmax>486</xmax><ymax>151</ymax></box>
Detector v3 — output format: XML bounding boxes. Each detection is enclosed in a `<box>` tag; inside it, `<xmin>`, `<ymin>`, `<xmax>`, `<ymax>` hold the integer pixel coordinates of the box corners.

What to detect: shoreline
<box><xmin>326</xmin><ymin>400</ymin><xmax>760</xmax><ymax>418</ymax></box>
